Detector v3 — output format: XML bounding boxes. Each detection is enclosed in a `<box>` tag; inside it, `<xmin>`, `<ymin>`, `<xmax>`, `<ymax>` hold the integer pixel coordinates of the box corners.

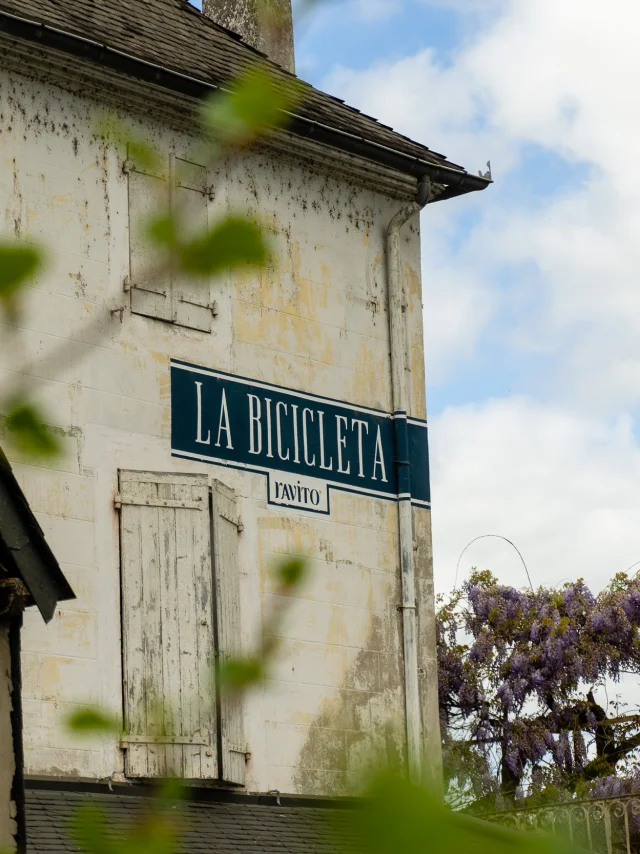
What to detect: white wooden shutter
<box><xmin>172</xmin><ymin>157</ymin><xmax>213</xmax><ymax>333</ymax></box>
<box><xmin>119</xmin><ymin>470</ymin><xmax>218</xmax><ymax>779</ymax></box>
<box><xmin>127</xmin><ymin>148</ymin><xmax>173</xmax><ymax>322</ymax></box>
<box><xmin>211</xmin><ymin>479</ymin><xmax>246</xmax><ymax>785</ymax></box>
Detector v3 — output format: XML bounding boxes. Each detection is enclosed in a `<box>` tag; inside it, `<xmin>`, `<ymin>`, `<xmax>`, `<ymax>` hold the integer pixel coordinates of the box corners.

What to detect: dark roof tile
<box><xmin>26</xmin><ymin>788</ymin><xmax>365</xmax><ymax>854</ymax></box>
<box><xmin>0</xmin><ymin>0</ymin><xmax>470</xmax><ymax>179</ymax></box>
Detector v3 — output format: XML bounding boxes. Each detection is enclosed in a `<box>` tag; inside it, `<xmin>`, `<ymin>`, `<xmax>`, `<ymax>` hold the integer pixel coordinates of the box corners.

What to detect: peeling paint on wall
<box><xmin>0</xmin><ymin>61</ymin><xmax>436</xmax><ymax>795</ymax></box>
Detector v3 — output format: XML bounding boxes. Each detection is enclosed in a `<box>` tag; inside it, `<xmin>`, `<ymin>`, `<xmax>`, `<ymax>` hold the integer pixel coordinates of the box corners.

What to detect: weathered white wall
<box><xmin>0</xmin><ymin>62</ymin><xmax>433</xmax><ymax>796</ymax></box>
<box><xmin>0</xmin><ymin>622</ymin><xmax>17</xmax><ymax>850</ymax></box>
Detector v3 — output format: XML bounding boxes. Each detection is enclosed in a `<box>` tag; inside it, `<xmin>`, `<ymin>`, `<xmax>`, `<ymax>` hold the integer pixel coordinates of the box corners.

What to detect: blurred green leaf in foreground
<box><xmin>0</xmin><ymin>57</ymin><xmax>306</xmax><ymax>465</ymax></box>
<box><xmin>201</xmin><ymin>64</ymin><xmax>302</xmax><ymax>150</ymax></box>
<box><xmin>0</xmin><ymin>241</ymin><xmax>41</xmax><ymax>309</ymax></box>
<box><xmin>71</xmin><ymin>780</ymin><xmax>183</xmax><ymax>854</ymax></box>
<box><xmin>346</xmin><ymin>772</ymin><xmax>574</xmax><ymax>854</ymax></box>
<box><xmin>179</xmin><ymin>216</ymin><xmax>270</xmax><ymax>277</ymax></box>
<box><xmin>148</xmin><ymin>213</ymin><xmax>270</xmax><ymax>279</ymax></box>
<box><xmin>217</xmin><ymin>556</ymin><xmax>307</xmax><ymax>693</ymax></box>
<box><xmin>4</xmin><ymin>400</ymin><xmax>61</xmax><ymax>459</ymax></box>
<box><xmin>66</xmin><ymin>708</ymin><xmax>122</xmax><ymax>736</ymax></box>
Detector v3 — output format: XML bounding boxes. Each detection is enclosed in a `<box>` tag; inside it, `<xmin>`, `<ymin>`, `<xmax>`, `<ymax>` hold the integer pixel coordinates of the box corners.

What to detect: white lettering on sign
<box><xmin>268</xmin><ymin>472</ymin><xmax>329</xmax><ymax>514</ymax></box>
<box><xmin>171</xmin><ymin>360</ymin><xmax>432</xmax><ymax>515</ymax></box>
<box><xmin>215</xmin><ymin>389</ymin><xmax>233</xmax><ymax>449</ymax></box>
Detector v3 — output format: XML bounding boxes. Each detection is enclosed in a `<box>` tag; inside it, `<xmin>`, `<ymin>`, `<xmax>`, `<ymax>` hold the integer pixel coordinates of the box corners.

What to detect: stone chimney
<box><xmin>202</xmin><ymin>0</ymin><xmax>295</xmax><ymax>74</ymax></box>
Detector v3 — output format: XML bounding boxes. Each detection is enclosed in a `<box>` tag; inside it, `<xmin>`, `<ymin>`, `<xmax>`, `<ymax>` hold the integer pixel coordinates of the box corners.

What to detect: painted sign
<box><xmin>171</xmin><ymin>359</ymin><xmax>430</xmax><ymax>514</ymax></box>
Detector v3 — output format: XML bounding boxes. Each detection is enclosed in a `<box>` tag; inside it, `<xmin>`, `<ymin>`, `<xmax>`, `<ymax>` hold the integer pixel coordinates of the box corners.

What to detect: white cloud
<box><xmin>321</xmin><ymin>0</ymin><xmax>640</xmax><ymax>407</ymax></box>
<box><xmin>321</xmin><ymin>0</ymin><xmax>640</xmax><ymax>598</ymax></box>
<box><xmin>323</xmin><ymin>48</ymin><xmax>506</xmax><ymax>174</ymax></box>
<box><xmin>422</xmin><ymin>259</ymin><xmax>493</xmax><ymax>385</ymax></box>
<box><xmin>430</xmin><ymin>398</ymin><xmax>640</xmax><ymax>594</ymax></box>
<box><xmin>460</xmin><ymin>0</ymin><xmax>640</xmax><ymax>188</ymax></box>
<box><xmin>419</xmin><ymin>200</ymin><xmax>497</xmax><ymax>383</ymax></box>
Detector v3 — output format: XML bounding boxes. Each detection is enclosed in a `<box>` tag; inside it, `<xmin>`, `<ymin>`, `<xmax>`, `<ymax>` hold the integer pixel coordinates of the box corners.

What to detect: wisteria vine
<box><xmin>437</xmin><ymin>570</ymin><xmax>640</xmax><ymax>812</ymax></box>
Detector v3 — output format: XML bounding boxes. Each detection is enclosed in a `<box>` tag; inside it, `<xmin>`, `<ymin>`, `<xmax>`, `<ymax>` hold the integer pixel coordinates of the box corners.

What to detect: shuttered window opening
<box><xmin>118</xmin><ymin>470</ymin><xmax>245</xmax><ymax>784</ymax></box>
<box><xmin>126</xmin><ymin>149</ymin><xmax>215</xmax><ymax>332</ymax></box>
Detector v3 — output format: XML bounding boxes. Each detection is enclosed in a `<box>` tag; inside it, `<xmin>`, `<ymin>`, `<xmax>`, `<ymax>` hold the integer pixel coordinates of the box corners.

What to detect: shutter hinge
<box><xmin>123</xmin><ymin>275</ymin><xmax>131</xmax><ymax>293</ymax></box>
<box><xmin>114</xmin><ymin>493</ymin><xmax>122</xmax><ymax>510</ymax></box>
<box><xmin>229</xmin><ymin>742</ymin><xmax>250</xmax><ymax>758</ymax></box>
<box><xmin>122</xmin><ymin>159</ymin><xmax>134</xmax><ymax>174</ymax></box>
<box><xmin>121</xmin><ymin>734</ymin><xmax>210</xmax><ymax>746</ymax></box>
<box><xmin>237</xmin><ymin>516</ymin><xmax>244</xmax><ymax>533</ymax></box>
<box><xmin>117</xmin><ymin>496</ymin><xmax>204</xmax><ymax>509</ymax></box>
<box><xmin>209</xmin><ymin>300</ymin><xmax>219</xmax><ymax>317</ymax></box>
<box><xmin>206</xmin><ymin>185</ymin><xmax>216</xmax><ymax>201</ymax></box>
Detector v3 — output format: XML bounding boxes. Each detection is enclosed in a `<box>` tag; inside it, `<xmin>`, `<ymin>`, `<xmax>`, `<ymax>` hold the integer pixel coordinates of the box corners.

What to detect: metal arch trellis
<box><xmin>453</xmin><ymin>544</ymin><xmax>640</xmax><ymax>596</ymax></box>
<box><xmin>453</xmin><ymin>534</ymin><xmax>534</xmax><ymax>592</ymax></box>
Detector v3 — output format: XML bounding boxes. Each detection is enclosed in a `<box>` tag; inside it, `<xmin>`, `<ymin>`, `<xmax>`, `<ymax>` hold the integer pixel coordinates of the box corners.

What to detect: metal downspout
<box><xmin>386</xmin><ymin>177</ymin><xmax>431</xmax><ymax>782</ymax></box>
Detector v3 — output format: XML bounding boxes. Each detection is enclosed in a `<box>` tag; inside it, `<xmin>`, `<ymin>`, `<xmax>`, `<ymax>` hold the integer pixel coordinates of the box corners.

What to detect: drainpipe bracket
<box><xmin>417</xmin><ymin>175</ymin><xmax>432</xmax><ymax>207</ymax></box>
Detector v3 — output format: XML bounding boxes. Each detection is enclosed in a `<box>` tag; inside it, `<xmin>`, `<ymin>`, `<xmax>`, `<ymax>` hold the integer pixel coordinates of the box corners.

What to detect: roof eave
<box><xmin>285</xmin><ymin>113</ymin><xmax>491</xmax><ymax>199</ymax></box>
<box><xmin>0</xmin><ymin>7</ymin><xmax>491</xmax><ymax>199</ymax></box>
<box><xmin>0</xmin><ymin>447</ymin><xmax>75</xmax><ymax>623</ymax></box>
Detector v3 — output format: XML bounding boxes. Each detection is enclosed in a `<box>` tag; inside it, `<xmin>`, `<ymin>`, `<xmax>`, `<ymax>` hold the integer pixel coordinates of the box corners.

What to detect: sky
<box><xmin>292</xmin><ymin>0</ymin><xmax>640</xmax><ymax>596</ymax></box>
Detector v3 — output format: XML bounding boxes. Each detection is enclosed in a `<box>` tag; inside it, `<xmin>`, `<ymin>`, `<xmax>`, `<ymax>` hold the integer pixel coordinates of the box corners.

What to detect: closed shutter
<box><xmin>119</xmin><ymin>470</ymin><xmax>218</xmax><ymax>779</ymax></box>
<box><xmin>127</xmin><ymin>153</ymin><xmax>213</xmax><ymax>331</ymax></box>
<box><xmin>172</xmin><ymin>157</ymin><xmax>213</xmax><ymax>333</ymax></box>
<box><xmin>127</xmin><ymin>147</ymin><xmax>173</xmax><ymax>322</ymax></box>
<box><xmin>211</xmin><ymin>479</ymin><xmax>246</xmax><ymax>785</ymax></box>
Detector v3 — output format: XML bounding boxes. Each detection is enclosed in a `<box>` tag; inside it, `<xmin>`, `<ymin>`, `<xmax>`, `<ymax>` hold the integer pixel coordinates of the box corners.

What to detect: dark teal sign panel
<box><xmin>170</xmin><ymin>359</ymin><xmax>430</xmax><ymax>513</ymax></box>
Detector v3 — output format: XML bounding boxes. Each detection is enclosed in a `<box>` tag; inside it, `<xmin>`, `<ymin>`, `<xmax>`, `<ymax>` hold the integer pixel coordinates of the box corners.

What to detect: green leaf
<box><xmin>179</xmin><ymin>216</ymin><xmax>269</xmax><ymax>276</ymax></box>
<box><xmin>0</xmin><ymin>242</ymin><xmax>41</xmax><ymax>303</ymax></box>
<box><xmin>277</xmin><ymin>557</ymin><xmax>307</xmax><ymax>589</ymax></box>
<box><xmin>5</xmin><ymin>401</ymin><xmax>61</xmax><ymax>458</ymax></box>
<box><xmin>218</xmin><ymin>656</ymin><xmax>263</xmax><ymax>692</ymax></box>
<box><xmin>126</xmin><ymin>139</ymin><xmax>161</xmax><ymax>173</ymax></box>
<box><xmin>146</xmin><ymin>213</ymin><xmax>178</xmax><ymax>248</ymax></box>
<box><xmin>344</xmin><ymin>773</ymin><xmax>574</xmax><ymax>854</ymax></box>
<box><xmin>155</xmin><ymin>778</ymin><xmax>186</xmax><ymax>806</ymax></box>
<box><xmin>231</xmin><ymin>66</ymin><xmax>296</xmax><ymax>130</ymax></box>
<box><xmin>65</xmin><ymin>707</ymin><xmax>121</xmax><ymax>735</ymax></box>
<box><xmin>96</xmin><ymin>116</ymin><xmax>161</xmax><ymax>173</ymax></box>
<box><xmin>123</xmin><ymin>813</ymin><xmax>178</xmax><ymax>854</ymax></box>
<box><xmin>201</xmin><ymin>65</ymin><xmax>301</xmax><ymax>147</ymax></box>
<box><xmin>70</xmin><ymin>805</ymin><xmax>118</xmax><ymax>854</ymax></box>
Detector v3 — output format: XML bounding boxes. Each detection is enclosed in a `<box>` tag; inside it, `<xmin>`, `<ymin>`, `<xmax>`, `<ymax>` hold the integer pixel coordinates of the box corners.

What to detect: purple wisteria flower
<box><xmin>437</xmin><ymin>568</ymin><xmax>640</xmax><ymax>811</ymax></box>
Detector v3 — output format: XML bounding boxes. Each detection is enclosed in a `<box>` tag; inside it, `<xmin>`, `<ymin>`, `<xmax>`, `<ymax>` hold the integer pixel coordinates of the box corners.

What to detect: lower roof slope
<box><xmin>26</xmin><ymin>786</ymin><xmax>365</xmax><ymax>854</ymax></box>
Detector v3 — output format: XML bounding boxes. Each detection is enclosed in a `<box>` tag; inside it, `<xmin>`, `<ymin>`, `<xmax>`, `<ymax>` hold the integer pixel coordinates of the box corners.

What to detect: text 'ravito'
<box><xmin>170</xmin><ymin>360</ymin><xmax>430</xmax><ymax>513</ymax></box>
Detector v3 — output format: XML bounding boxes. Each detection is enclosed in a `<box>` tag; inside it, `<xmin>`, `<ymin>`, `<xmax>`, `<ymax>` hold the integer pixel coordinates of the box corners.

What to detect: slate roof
<box><xmin>0</xmin><ymin>447</ymin><xmax>74</xmax><ymax>622</ymax></box>
<box><xmin>26</xmin><ymin>786</ymin><xmax>365</xmax><ymax>854</ymax></box>
<box><xmin>0</xmin><ymin>0</ymin><xmax>490</xmax><ymax>195</ymax></box>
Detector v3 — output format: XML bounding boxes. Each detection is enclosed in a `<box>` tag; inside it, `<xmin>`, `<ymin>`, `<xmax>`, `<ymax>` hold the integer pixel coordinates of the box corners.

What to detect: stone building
<box><xmin>0</xmin><ymin>0</ymin><xmax>489</xmax><ymax>839</ymax></box>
